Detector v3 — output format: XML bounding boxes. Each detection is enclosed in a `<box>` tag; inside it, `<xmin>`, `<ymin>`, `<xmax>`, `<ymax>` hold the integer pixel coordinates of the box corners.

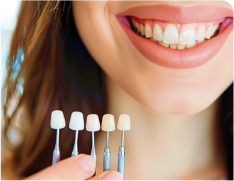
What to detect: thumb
<box><xmin>26</xmin><ymin>154</ymin><xmax>95</xmax><ymax>180</ymax></box>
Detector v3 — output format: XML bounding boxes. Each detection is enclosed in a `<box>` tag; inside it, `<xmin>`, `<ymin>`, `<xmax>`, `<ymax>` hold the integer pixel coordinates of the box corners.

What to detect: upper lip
<box><xmin>116</xmin><ymin>4</ymin><xmax>233</xmax><ymax>23</ymax></box>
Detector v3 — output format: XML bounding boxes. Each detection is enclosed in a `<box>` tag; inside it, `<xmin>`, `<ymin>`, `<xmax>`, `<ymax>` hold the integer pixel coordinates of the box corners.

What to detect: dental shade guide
<box><xmin>50</xmin><ymin>110</ymin><xmax>66</xmax><ymax>165</ymax></box>
<box><xmin>101</xmin><ymin>114</ymin><xmax>115</xmax><ymax>171</ymax></box>
<box><xmin>69</xmin><ymin>112</ymin><xmax>84</xmax><ymax>157</ymax></box>
<box><xmin>117</xmin><ymin>114</ymin><xmax>131</xmax><ymax>179</ymax></box>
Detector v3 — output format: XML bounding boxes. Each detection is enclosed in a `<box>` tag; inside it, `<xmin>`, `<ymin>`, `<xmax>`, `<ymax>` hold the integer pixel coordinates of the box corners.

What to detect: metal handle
<box><xmin>117</xmin><ymin>146</ymin><xmax>125</xmax><ymax>179</ymax></box>
<box><xmin>52</xmin><ymin>150</ymin><xmax>60</xmax><ymax>165</ymax></box>
<box><xmin>103</xmin><ymin>148</ymin><xmax>111</xmax><ymax>171</ymax></box>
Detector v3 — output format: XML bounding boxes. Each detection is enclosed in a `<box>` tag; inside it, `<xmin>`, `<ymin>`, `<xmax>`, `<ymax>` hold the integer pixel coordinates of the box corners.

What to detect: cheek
<box><xmin>73</xmin><ymin>2</ymin><xmax>233</xmax><ymax>115</ymax></box>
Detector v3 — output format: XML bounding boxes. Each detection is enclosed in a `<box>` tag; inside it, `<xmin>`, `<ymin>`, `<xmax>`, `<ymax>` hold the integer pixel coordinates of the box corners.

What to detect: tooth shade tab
<box><xmin>101</xmin><ymin>114</ymin><xmax>115</xmax><ymax>131</ymax></box>
<box><xmin>86</xmin><ymin>114</ymin><xmax>100</xmax><ymax>132</ymax></box>
<box><xmin>50</xmin><ymin>110</ymin><xmax>66</xmax><ymax>129</ymax></box>
<box><xmin>163</xmin><ymin>24</ymin><xmax>178</xmax><ymax>44</ymax></box>
<box><xmin>69</xmin><ymin>112</ymin><xmax>84</xmax><ymax>131</ymax></box>
<box><xmin>179</xmin><ymin>24</ymin><xmax>196</xmax><ymax>44</ymax></box>
<box><xmin>117</xmin><ymin>114</ymin><xmax>131</xmax><ymax>131</ymax></box>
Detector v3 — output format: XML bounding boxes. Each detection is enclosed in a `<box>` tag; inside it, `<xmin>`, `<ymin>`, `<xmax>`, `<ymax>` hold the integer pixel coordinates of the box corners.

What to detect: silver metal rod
<box><xmin>52</xmin><ymin>129</ymin><xmax>60</xmax><ymax>165</ymax></box>
<box><xmin>90</xmin><ymin>131</ymin><xmax>97</xmax><ymax>165</ymax></box>
<box><xmin>118</xmin><ymin>146</ymin><xmax>125</xmax><ymax>179</ymax></box>
<box><xmin>71</xmin><ymin>130</ymin><xmax>78</xmax><ymax>156</ymax></box>
<box><xmin>55</xmin><ymin>129</ymin><xmax>59</xmax><ymax>151</ymax></box>
<box><xmin>106</xmin><ymin>131</ymin><xmax>109</xmax><ymax>148</ymax></box>
<box><xmin>103</xmin><ymin>131</ymin><xmax>111</xmax><ymax>171</ymax></box>
<box><xmin>121</xmin><ymin>130</ymin><xmax>124</xmax><ymax>147</ymax></box>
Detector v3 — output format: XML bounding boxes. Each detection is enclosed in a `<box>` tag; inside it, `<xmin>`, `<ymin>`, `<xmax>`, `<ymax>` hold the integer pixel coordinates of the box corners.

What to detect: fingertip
<box><xmin>100</xmin><ymin>171</ymin><xmax>123</xmax><ymax>180</ymax></box>
<box><xmin>76</xmin><ymin>155</ymin><xmax>95</xmax><ymax>173</ymax></box>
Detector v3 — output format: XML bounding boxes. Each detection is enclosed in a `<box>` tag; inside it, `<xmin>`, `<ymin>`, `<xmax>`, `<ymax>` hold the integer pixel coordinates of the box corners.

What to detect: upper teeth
<box><xmin>131</xmin><ymin>18</ymin><xmax>220</xmax><ymax>49</ymax></box>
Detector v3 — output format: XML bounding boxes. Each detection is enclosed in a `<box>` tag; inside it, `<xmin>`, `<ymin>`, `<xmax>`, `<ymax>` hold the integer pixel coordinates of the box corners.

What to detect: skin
<box><xmin>72</xmin><ymin>1</ymin><xmax>232</xmax><ymax>179</ymax></box>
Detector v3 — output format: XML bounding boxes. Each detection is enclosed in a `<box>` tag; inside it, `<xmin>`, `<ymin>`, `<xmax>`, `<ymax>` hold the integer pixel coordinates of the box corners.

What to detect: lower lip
<box><xmin>117</xmin><ymin>17</ymin><xmax>233</xmax><ymax>69</ymax></box>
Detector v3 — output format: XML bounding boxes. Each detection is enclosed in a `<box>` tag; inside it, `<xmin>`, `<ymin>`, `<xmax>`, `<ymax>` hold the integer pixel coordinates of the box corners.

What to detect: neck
<box><xmin>96</xmin><ymin>76</ymin><xmax>225</xmax><ymax>179</ymax></box>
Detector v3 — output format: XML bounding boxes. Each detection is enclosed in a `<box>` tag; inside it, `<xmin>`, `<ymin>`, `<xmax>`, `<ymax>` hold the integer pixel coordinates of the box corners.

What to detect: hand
<box><xmin>25</xmin><ymin>154</ymin><xmax>122</xmax><ymax>180</ymax></box>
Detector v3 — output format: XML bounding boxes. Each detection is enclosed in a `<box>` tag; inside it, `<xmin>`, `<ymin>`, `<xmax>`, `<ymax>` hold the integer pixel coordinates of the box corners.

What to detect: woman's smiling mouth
<box><xmin>116</xmin><ymin>4</ymin><xmax>233</xmax><ymax>69</ymax></box>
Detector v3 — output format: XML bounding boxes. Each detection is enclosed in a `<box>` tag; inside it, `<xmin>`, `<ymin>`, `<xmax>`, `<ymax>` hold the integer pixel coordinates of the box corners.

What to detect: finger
<box><xmin>89</xmin><ymin>171</ymin><xmax>122</xmax><ymax>180</ymax></box>
<box><xmin>26</xmin><ymin>154</ymin><xmax>95</xmax><ymax>180</ymax></box>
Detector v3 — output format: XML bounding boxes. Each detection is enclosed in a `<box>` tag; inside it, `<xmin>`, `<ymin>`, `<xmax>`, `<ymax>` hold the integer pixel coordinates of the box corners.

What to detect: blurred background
<box><xmin>1</xmin><ymin>1</ymin><xmax>21</xmax><ymax>103</ymax></box>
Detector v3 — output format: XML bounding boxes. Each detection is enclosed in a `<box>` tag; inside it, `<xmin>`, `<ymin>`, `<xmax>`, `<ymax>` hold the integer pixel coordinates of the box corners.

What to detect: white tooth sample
<box><xmin>205</xmin><ymin>23</ymin><xmax>213</xmax><ymax>39</ymax></box>
<box><xmin>140</xmin><ymin>24</ymin><xmax>145</xmax><ymax>36</ymax></box>
<box><xmin>101</xmin><ymin>114</ymin><xmax>115</xmax><ymax>131</ymax></box>
<box><xmin>86</xmin><ymin>114</ymin><xmax>100</xmax><ymax>132</ymax></box>
<box><xmin>158</xmin><ymin>41</ymin><xmax>169</xmax><ymax>47</ymax></box>
<box><xmin>117</xmin><ymin>114</ymin><xmax>131</xmax><ymax>131</ymax></box>
<box><xmin>163</xmin><ymin>24</ymin><xmax>179</xmax><ymax>44</ymax></box>
<box><xmin>177</xmin><ymin>44</ymin><xmax>186</xmax><ymax>50</ymax></box>
<box><xmin>186</xmin><ymin>41</ymin><xmax>196</xmax><ymax>48</ymax></box>
<box><xmin>69</xmin><ymin>112</ymin><xmax>84</xmax><ymax>130</ymax></box>
<box><xmin>179</xmin><ymin>24</ymin><xmax>196</xmax><ymax>44</ymax></box>
<box><xmin>50</xmin><ymin>110</ymin><xmax>66</xmax><ymax>129</ymax></box>
<box><xmin>153</xmin><ymin>23</ymin><xmax>163</xmax><ymax>41</ymax></box>
<box><xmin>150</xmin><ymin>37</ymin><xmax>157</xmax><ymax>42</ymax></box>
<box><xmin>196</xmin><ymin>39</ymin><xmax>205</xmax><ymax>45</ymax></box>
<box><xmin>195</xmin><ymin>25</ymin><xmax>205</xmax><ymax>40</ymax></box>
<box><xmin>145</xmin><ymin>22</ymin><xmax>152</xmax><ymax>38</ymax></box>
<box><xmin>135</xmin><ymin>22</ymin><xmax>140</xmax><ymax>32</ymax></box>
<box><xmin>170</xmin><ymin>44</ymin><xmax>177</xmax><ymax>49</ymax></box>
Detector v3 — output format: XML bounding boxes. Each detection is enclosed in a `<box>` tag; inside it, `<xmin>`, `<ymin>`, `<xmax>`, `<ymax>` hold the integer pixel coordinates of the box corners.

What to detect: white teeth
<box><xmin>69</xmin><ymin>112</ymin><xmax>84</xmax><ymax>131</ymax></box>
<box><xmin>131</xmin><ymin>18</ymin><xmax>218</xmax><ymax>49</ymax></box>
<box><xmin>211</xmin><ymin>24</ymin><xmax>219</xmax><ymax>36</ymax></box>
<box><xmin>179</xmin><ymin>24</ymin><xmax>196</xmax><ymax>44</ymax></box>
<box><xmin>117</xmin><ymin>114</ymin><xmax>131</xmax><ymax>131</ymax></box>
<box><xmin>205</xmin><ymin>23</ymin><xmax>213</xmax><ymax>39</ymax></box>
<box><xmin>135</xmin><ymin>22</ymin><xmax>140</xmax><ymax>32</ymax></box>
<box><xmin>86</xmin><ymin>114</ymin><xmax>100</xmax><ymax>132</ymax></box>
<box><xmin>170</xmin><ymin>44</ymin><xmax>177</xmax><ymax>49</ymax></box>
<box><xmin>153</xmin><ymin>23</ymin><xmax>163</xmax><ymax>41</ymax></box>
<box><xmin>158</xmin><ymin>41</ymin><xmax>169</xmax><ymax>48</ymax></box>
<box><xmin>163</xmin><ymin>24</ymin><xmax>179</xmax><ymax>44</ymax></box>
<box><xmin>177</xmin><ymin>44</ymin><xmax>186</xmax><ymax>50</ymax></box>
<box><xmin>195</xmin><ymin>25</ymin><xmax>205</xmax><ymax>41</ymax></box>
<box><xmin>196</xmin><ymin>39</ymin><xmax>205</xmax><ymax>45</ymax></box>
<box><xmin>140</xmin><ymin>24</ymin><xmax>145</xmax><ymax>36</ymax></box>
<box><xmin>132</xmin><ymin>19</ymin><xmax>136</xmax><ymax>27</ymax></box>
<box><xmin>101</xmin><ymin>114</ymin><xmax>115</xmax><ymax>131</ymax></box>
<box><xmin>186</xmin><ymin>41</ymin><xmax>196</xmax><ymax>48</ymax></box>
<box><xmin>150</xmin><ymin>37</ymin><xmax>157</xmax><ymax>42</ymax></box>
<box><xmin>145</xmin><ymin>22</ymin><xmax>152</xmax><ymax>38</ymax></box>
<box><xmin>50</xmin><ymin>110</ymin><xmax>66</xmax><ymax>129</ymax></box>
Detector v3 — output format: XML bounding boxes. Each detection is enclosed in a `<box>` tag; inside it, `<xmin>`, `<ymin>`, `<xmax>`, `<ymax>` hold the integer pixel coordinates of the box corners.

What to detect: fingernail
<box><xmin>101</xmin><ymin>171</ymin><xmax>123</xmax><ymax>180</ymax></box>
<box><xmin>77</xmin><ymin>155</ymin><xmax>95</xmax><ymax>172</ymax></box>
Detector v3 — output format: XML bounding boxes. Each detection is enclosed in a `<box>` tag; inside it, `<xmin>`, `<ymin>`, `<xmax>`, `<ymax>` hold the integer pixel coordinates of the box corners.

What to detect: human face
<box><xmin>72</xmin><ymin>1</ymin><xmax>233</xmax><ymax>115</ymax></box>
